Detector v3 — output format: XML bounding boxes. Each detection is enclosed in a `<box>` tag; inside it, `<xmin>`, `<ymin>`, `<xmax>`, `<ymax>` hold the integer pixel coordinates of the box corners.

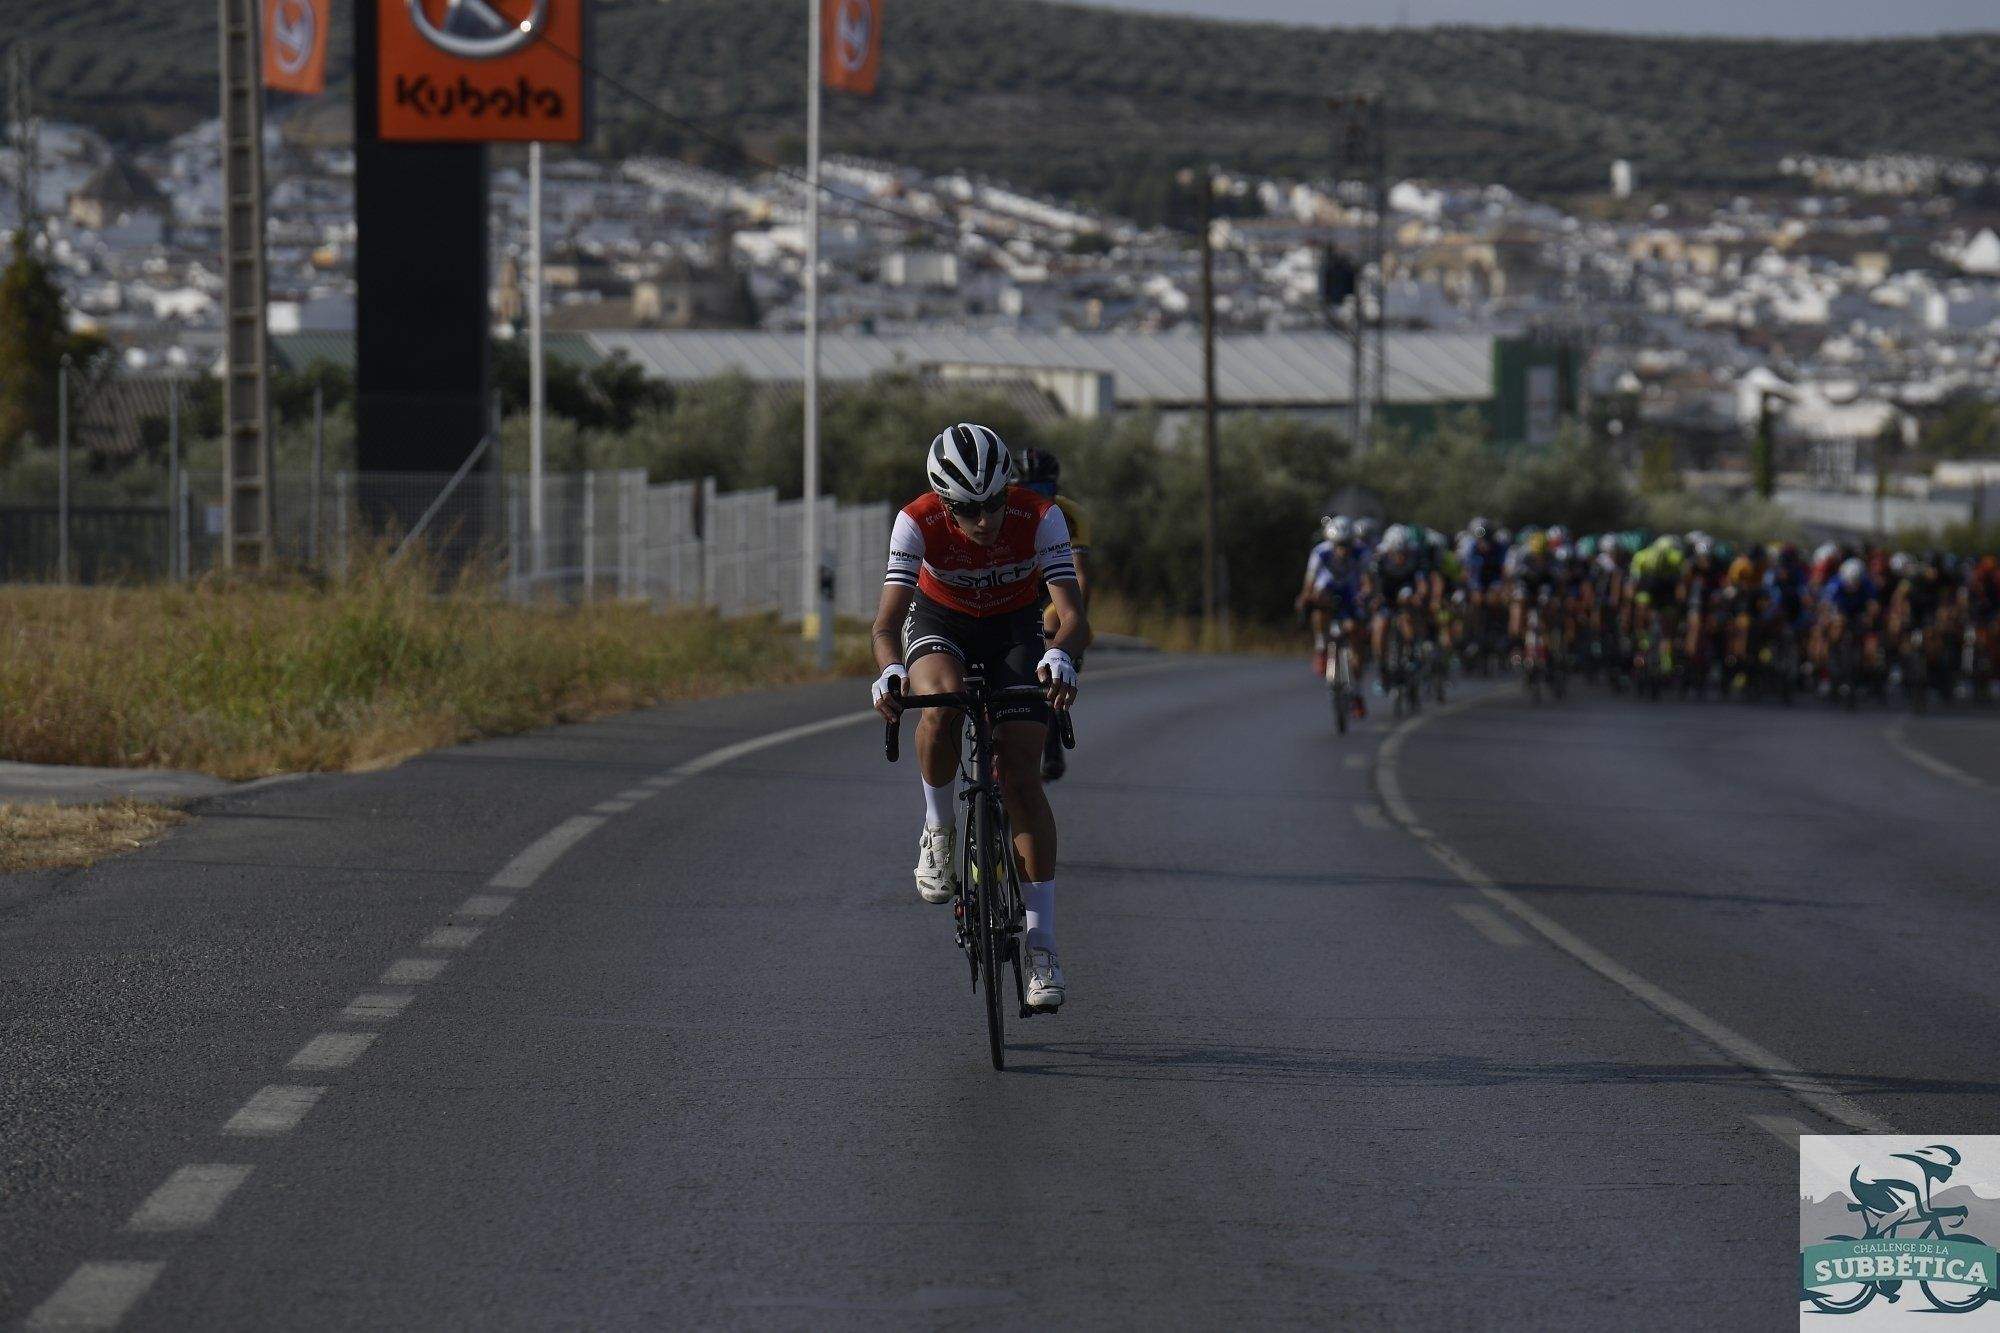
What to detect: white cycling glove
<box><xmin>871</xmin><ymin>663</ymin><xmax>909</xmax><ymax>707</ymax></box>
<box><xmin>1037</xmin><ymin>649</ymin><xmax>1078</xmax><ymax>688</ymax></box>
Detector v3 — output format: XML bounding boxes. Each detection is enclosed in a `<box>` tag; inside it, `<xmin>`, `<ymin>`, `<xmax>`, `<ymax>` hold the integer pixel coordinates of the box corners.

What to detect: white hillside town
<box><xmin>8</xmin><ymin>110</ymin><xmax>2000</xmax><ymax>531</ymax></box>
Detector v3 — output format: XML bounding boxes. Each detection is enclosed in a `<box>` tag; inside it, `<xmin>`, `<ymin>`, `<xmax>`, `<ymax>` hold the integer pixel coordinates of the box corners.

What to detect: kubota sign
<box><xmin>376</xmin><ymin>0</ymin><xmax>587</xmax><ymax>142</ymax></box>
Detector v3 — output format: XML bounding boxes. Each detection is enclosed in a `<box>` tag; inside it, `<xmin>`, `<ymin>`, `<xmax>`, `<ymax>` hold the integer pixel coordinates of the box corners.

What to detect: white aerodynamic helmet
<box><xmin>927</xmin><ymin>423</ymin><xmax>1014</xmax><ymax>505</ymax></box>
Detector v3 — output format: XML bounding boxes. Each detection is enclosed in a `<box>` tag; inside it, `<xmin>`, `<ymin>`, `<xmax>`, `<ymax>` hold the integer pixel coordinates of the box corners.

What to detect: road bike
<box><xmin>1805</xmin><ymin>1202</ymin><xmax>1992</xmax><ymax>1314</ymax></box>
<box><xmin>885</xmin><ymin>673</ymin><xmax>1072</xmax><ymax>1070</ymax></box>
<box><xmin>1325</xmin><ymin>621</ymin><xmax>1361</xmax><ymax>734</ymax></box>
<box><xmin>1521</xmin><ymin>589</ymin><xmax>1566</xmax><ymax>704</ymax></box>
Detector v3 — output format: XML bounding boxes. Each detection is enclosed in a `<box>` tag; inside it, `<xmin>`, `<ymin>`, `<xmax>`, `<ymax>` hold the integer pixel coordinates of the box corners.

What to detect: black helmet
<box><xmin>1017</xmin><ymin>447</ymin><xmax>1061</xmax><ymax>487</ymax></box>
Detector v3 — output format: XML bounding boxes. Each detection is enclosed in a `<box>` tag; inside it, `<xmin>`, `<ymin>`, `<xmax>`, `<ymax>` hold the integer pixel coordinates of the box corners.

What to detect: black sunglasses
<box><xmin>948</xmin><ymin>496</ymin><xmax>1008</xmax><ymax>520</ymax></box>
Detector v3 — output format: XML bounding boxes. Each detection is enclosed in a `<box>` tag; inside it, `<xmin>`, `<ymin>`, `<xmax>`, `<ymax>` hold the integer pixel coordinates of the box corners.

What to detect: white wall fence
<box><xmin>1774</xmin><ymin>486</ymin><xmax>1980</xmax><ymax>539</ymax></box>
<box><xmin>8</xmin><ymin>469</ymin><xmax>891</xmax><ymax>619</ymax></box>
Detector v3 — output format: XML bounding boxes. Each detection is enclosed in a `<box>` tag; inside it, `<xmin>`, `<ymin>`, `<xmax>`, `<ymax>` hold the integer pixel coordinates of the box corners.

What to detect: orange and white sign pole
<box><xmin>802</xmin><ymin>0</ymin><xmax>832</xmax><ymax>665</ymax></box>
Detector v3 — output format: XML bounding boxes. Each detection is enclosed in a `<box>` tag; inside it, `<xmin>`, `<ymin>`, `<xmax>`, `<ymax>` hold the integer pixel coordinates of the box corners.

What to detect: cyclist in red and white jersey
<box><xmin>870</xmin><ymin>423</ymin><xmax>1090</xmax><ymax>1011</ymax></box>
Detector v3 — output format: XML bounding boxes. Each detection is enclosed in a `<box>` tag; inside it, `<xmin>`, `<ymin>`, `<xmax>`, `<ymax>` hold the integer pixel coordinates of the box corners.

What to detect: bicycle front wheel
<box><xmin>974</xmin><ymin>794</ymin><xmax>1006</xmax><ymax>1070</ymax></box>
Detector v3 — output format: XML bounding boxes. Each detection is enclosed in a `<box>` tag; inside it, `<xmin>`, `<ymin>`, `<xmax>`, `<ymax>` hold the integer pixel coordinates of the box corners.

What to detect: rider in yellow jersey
<box><xmin>1020</xmin><ymin>449</ymin><xmax>1090</xmax><ymax>781</ymax></box>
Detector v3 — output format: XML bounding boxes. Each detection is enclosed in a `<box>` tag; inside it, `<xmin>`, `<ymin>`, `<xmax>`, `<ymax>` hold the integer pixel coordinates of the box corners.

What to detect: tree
<box><xmin>0</xmin><ymin>241</ymin><xmax>106</xmax><ymax>461</ymax></box>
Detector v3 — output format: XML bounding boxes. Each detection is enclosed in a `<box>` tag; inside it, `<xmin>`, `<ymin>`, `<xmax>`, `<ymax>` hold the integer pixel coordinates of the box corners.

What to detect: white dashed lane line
<box><xmin>23</xmin><ymin>1261</ymin><xmax>166</xmax><ymax>1332</ymax></box>
<box><xmin>287</xmin><ymin>1032</ymin><xmax>377</xmax><ymax>1073</ymax></box>
<box><xmin>125</xmin><ymin>1166</ymin><xmax>254</xmax><ymax>1233</ymax></box>
<box><xmin>614</xmin><ymin>788</ymin><xmax>658</xmax><ymax>802</ymax></box>
<box><xmin>381</xmin><ymin>957</ymin><xmax>448</xmax><ymax>985</ymax></box>
<box><xmin>456</xmin><ymin>894</ymin><xmax>514</xmax><ymax>918</ymax></box>
<box><xmin>340</xmin><ymin>991</ymin><xmax>415</xmax><ymax>1023</ymax></box>
<box><xmin>487</xmin><ymin>815</ymin><xmax>608</xmax><ymax>890</ymax></box>
<box><xmin>222</xmin><ymin>1086</ymin><xmax>324</xmax><ymax>1138</ymax></box>
<box><xmin>422</xmin><ymin>925</ymin><xmax>483</xmax><ymax>950</ymax></box>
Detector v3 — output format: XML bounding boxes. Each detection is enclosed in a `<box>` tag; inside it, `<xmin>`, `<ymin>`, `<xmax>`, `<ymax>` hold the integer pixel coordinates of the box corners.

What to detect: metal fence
<box><xmin>0</xmin><ymin>469</ymin><xmax>892</xmax><ymax>620</ymax></box>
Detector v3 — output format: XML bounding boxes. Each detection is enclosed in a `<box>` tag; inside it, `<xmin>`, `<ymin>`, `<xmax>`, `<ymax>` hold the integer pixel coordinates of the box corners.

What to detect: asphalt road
<box><xmin>4</xmin><ymin>655</ymin><xmax>1997</xmax><ymax>1329</ymax></box>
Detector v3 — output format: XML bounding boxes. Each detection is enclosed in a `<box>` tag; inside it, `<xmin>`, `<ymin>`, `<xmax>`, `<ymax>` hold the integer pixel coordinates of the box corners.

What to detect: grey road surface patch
<box><xmin>1884</xmin><ymin>716</ymin><xmax>1998</xmax><ymax>795</ymax></box>
<box><xmin>1375</xmin><ymin>691</ymin><xmax>1898</xmax><ymax>1135</ymax></box>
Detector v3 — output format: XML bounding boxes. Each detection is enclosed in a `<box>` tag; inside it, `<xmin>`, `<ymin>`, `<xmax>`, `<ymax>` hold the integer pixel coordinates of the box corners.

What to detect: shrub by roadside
<box><xmin>0</xmin><ymin>560</ymin><xmax>872</xmax><ymax>780</ymax></box>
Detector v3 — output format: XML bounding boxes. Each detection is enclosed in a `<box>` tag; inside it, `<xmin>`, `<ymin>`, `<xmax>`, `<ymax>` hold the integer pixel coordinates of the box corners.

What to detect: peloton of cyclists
<box><xmin>1297</xmin><ymin>511</ymin><xmax>2000</xmax><ymax>707</ymax></box>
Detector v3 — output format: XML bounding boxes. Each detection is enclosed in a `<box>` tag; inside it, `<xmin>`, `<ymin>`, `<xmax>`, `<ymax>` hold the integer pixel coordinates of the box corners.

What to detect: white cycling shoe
<box><xmin>1026</xmin><ymin>945</ymin><xmax>1066</xmax><ymax>1011</ymax></box>
<box><xmin>915</xmin><ymin>825</ymin><xmax>956</xmax><ymax>904</ymax></box>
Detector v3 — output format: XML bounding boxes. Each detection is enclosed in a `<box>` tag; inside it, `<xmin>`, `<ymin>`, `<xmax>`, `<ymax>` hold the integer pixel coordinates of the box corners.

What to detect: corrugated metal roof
<box><xmin>270</xmin><ymin>332</ymin><xmax>604</xmax><ymax>372</ymax></box>
<box><xmin>587</xmin><ymin>330</ymin><xmax>1494</xmax><ymax>407</ymax></box>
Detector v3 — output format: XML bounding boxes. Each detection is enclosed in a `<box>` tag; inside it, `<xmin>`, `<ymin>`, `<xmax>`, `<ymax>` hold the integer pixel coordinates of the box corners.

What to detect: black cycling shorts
<box><xmin>903</xmin><ymin>592</ymin><xmax>1052</xmax><ymax>727</ymax></box>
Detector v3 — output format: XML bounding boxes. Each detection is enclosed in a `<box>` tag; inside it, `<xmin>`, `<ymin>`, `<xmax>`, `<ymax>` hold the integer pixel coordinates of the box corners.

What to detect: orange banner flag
<box><xmin>822</xmin><ymin>0</ymin><xmax>882</xmax><ymax>97</ymax></box>
<box><xmin>264</xmin><ymin>0</ymin><xmax>330</xmax><ymax>95</ymax></box>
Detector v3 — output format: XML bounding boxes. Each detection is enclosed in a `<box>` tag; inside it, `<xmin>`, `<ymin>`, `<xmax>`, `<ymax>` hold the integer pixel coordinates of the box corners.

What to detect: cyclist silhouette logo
<box><xmin>1801</xmin><ymin>1138</ymin><xmax>2000</xmax><ymax>1317</ymax></box>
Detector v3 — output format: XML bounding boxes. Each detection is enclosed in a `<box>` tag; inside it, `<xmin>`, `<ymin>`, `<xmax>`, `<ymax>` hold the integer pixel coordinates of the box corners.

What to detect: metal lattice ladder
<box><xmin>218</xmin><ymin>0</ymin><xmax>273</xmax><ymax>568</ymax></box>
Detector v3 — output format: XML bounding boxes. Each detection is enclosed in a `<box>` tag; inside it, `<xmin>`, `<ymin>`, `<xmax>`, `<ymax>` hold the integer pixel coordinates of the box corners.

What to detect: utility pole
<box><xmin>57</xmin><ymin>354</ymin><xmax>70</xmax><ymax>584</ymax></box>
<box><xmin>529</xmin><ymin>140</ymin><xmax>546</xmax><ymax>587</ymax></box>
<box><xmin>1370</xmin><ymin>95</ymin><xmax>1389</xmax><ymax>431</ymax></box>
<box><xmin>1332</xmin><ymin>93</ymin><xmax>1385</xmax><ymax>447</ymax></box>
<box><xmin>1180</xmin><ymin>167</ymin><xmax>1221</xmax><ymax>637</ymax></box>
<box><xmin>219</xmin><ymin>0</ymin><xmax>273</xmax><ymax>569</ymax></box>
<box><xmin>801</xmin><ymin>0</ymin><xmax>832</xmax><ymax>668</ymax></box>
<box><xmin>168</xmin><ymin>377</ymin><xmax>181</xmax><ymax>580</ymax></box>
<box><xmin>8</xmin><ymin>48</ymin><xmax>39</xmax><ymax>246</ymax></box>
<box><xmin>1754</xmin><ymin>391</ymin><xmax>1778</xmax><ymax>500</ymax></box>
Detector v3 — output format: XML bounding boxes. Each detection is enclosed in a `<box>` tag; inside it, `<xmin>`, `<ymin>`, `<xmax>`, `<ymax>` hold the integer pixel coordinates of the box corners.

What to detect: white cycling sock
<box><xmin>921</xmin><ymin>777</ymin><xmax>955</xmax><ymax>830</ymax></box>
<box><xmin>1025</xmin><ymin>880</ymin><xmax>1056</xmax><ymax>952</ymax></box>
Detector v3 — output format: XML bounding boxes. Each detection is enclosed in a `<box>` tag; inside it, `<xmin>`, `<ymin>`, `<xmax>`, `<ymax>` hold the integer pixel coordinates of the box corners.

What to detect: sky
<box><xmin>1076</xmin><ymin>0</ymin><xmax>1998</xmax><ymax>39</ymax></box>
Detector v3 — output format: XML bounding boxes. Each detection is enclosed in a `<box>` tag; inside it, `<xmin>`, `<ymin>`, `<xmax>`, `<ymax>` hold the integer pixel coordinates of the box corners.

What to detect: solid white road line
<box><xmin>23</xmin><ymin>1261</ymin><xmax>165</xmax><ymax>1331</ymax></box>
<box><xmin>487</xmin><ymin>815</ymin><xmax>607</xmax><ymax>890</ymax></box>
<box><xmin>125</xmin><ymin>1165</ymin><xmax>253</xmax><ymax>1232</ymax></box>
<box><xmin>1884</xmin><ymin>716</ymin><xmax>1996</xmax><ymax>795</ymax></box>
<box><xmin>222</xmin><ymin>1085</ymin><xmax>324</xmax><ymax>1137</ymax></box>
<box><xmin>1749</xmin><ymin>1113</ymin><xmax>1816</xmax><ymax>1146</ymax></box>
<box><xmin>640</xmin><ymin>774</ymin><xmax>683</xmax><ymax>789</ymax></box>
<box><xmin>381</xmin><ymin>957</ymin><xmax>448</xmax><ymax>985</ymax></box>
<box><xmin>592</xmin><ymin>799</ymin><xmax>636</xmax><ymax>814</ymax></box>
<box><xmin>339</xmin><ymin>991</ymin><xmax>414</xmax><ymax>1023</ymax></box>
<box><xmin>456</xmin><ymin>894</ymin><xmax>514</xmax><ymax>918</ymax></box>
<box><xmin>287</xmin><ymin>1032</ymin><xmax>377</xmax><ymax>1073</ymax></box>
<box><xmin>421</xmin><ymin>926</ymin><xmax>483</xmax><ymax>950</ymax></box>
<box><xmin>1376</xmin><ymin>691</ymin><xmax>1899</xmax><ymax>1136</ymax></box>
<box><xmin>1451</xmin><ymin>901</ymin><xmax>1526</xmax><ymax>948</ymax></box>
<box><xmin>614</xmin><ymin>787</ymin><xmax>657</xmax><ymax>802</ymax></box>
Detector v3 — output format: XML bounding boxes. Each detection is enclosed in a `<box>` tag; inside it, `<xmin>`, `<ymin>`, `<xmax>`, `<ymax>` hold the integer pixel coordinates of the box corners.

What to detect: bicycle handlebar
<box><xmin>882</xmin><ymin>681</ymin><xmax>1074</xmax><ymax>763</ymax></box>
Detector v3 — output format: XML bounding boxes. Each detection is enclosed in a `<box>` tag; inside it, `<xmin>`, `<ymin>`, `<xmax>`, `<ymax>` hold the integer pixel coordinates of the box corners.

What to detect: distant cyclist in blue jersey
<box><xmin>1297</xmin><ymin>515</ymin><xmax>1367</xmax><ymax>681</ymax></box>
<box><xmin>1812</xmin><ymin>556</ymin><xmax>1881</xmax><ymax>683</ymax></box>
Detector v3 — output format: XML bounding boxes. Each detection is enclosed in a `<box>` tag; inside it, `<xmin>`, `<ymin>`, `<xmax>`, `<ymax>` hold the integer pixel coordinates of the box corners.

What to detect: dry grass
<box><xmin>0</xmin><ymin>556</ymin><xmax>873</xmax><ymax>781</ymax></box>
<box><xmin>0</xmin><ymin>800</ymin><xmax>188</xmax><ymax>874</ymax></box>
<box><xmin>1088</xmin><ymin>594</ymin><xmax>1297</xmax><ymax>656</ymax></box>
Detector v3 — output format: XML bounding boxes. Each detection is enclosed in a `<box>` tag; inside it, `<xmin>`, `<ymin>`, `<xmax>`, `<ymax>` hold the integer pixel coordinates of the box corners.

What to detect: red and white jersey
<box><xmin>885</xmin><ymin>488</ymin><xmax>1077</xmax><ymax>617</ymax></box>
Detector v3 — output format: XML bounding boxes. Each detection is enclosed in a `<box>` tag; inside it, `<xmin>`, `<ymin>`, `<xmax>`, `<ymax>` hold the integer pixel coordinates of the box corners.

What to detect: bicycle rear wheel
<box><xmin>974</xmin><ymin>794</ymin><xmax>1006</xmax><ymax>1069</ymax></box>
